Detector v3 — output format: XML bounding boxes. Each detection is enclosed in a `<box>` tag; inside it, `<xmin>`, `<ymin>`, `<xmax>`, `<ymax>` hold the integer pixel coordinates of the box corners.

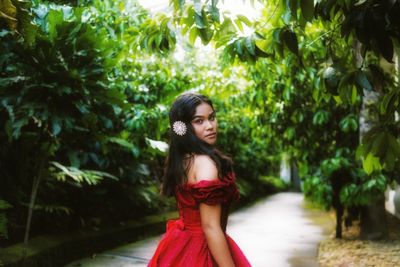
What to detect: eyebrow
<box><xmin>192</xmin><ymin>111</ymin><xmax>216</xmax><ymax>120</ymax></box>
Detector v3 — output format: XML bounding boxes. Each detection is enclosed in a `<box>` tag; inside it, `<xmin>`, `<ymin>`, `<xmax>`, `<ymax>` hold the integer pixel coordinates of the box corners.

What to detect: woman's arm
<box><xmin>194</xmin><ymin>155</ymin><xmax>235</xmax><ymax>267</ymax></box>
<box><xmin>200</xmin><ymin>203</ymin><xmax>235</xmax><ymax>267</ymax></box>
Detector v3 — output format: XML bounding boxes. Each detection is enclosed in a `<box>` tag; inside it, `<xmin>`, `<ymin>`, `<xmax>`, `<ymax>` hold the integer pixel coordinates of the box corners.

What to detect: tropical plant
<box><xmin>151</xmin><ymin>0</ymin><xmax>400</xmax><ymax>238</ymax></box>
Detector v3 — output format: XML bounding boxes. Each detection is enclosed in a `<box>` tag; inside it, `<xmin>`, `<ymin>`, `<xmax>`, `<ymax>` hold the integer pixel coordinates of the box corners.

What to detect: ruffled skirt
<box><xmin>148</xmin><ymin>219</ymin><xmax>251</xmax><ymax>267</ymax></box>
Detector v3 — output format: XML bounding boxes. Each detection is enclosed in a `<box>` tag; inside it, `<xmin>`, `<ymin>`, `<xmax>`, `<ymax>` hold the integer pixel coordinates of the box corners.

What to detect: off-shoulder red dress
<box><xmin>148</xmin><ymin>172</ymin><xmax>251</xmax><ymax>267</ymax></box>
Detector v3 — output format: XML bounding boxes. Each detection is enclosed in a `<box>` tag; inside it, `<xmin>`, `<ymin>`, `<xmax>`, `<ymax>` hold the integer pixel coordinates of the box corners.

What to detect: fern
<box><xmin>32</xmin><ymin>203</ymin><xmax>73</xmax><ymax>215</ymax></box>
<box><xmin>0</xmin><ymin>200</ymin><xmax>12</xmax><ymax>210</ymax></box>
<box><xmin>50</xmin><ymin>161</ymin><xmax>118</xmax><ymax>185</ymax></box>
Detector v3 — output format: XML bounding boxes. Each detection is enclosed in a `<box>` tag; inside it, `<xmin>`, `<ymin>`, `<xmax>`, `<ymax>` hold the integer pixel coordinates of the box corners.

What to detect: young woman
<box><xmin>148</xmin><ymin>92</ymin><xmax>251</xmax><ymax>267</ymax></box>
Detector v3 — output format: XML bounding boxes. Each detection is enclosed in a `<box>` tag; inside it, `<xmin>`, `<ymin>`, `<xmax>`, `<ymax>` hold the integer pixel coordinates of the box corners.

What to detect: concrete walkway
<box><xmin>65</xmin><ymin>192</ymin><xmax>334</xmax><ymax>267</ymax></box>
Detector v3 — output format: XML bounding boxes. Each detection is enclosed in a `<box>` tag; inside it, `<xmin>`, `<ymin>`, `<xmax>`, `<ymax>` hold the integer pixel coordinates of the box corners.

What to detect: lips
<box><xmin>205</xmin><ymin>133</ymin><xmax>216</xmax><ymax>138</ymax></box>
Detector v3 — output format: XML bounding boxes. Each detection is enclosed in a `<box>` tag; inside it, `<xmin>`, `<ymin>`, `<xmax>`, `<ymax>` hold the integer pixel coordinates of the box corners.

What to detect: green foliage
<box><xmin>168</xmin><ymin>0</ymin><xmax>400</xmax><ymax>174</ymax></box>
<box><xmin>303</xmin><ymin>149</ymin><xmax>390</xmax><ymax>209</ymax></box>
<box><xmin>303</xmin><ymin>149</ymin><xmax>348</xmax><ymax>203</ymax></box>
<box><xmin>339</xmin><ymin>114</ymin><xmax>358</xmax><ymax>132</ymax></box>
<box><xmin>340</xmin><ymin>173</ymin><xmax>388</xmax><ymax>206</ymax></box>
<box><xmin>339</xmin><ymin>0</ymin><xmax>399</xmax><ymax>63</ymax></box>
<box><xmin>188</xmin><ymin>2</ymin><xmax>218</xmax><ymax>44</ymax></box>
<box><xmin>356</xmin><ymin>128</ymin><xmax>400</xmax><ymax>173</ymax></box>
<box><xmin>303</xmin><ymin>175</ymin><xmax>332</xmax><ymax>209</ymax></box>
<box><xmin>303</xmin><ymin>151</ymin><xmax>353</xmax><ymax>209</ymax></box>
<box><xmin>2</xmin><ymin>5</ymin><xmax>123</xmax><ymax>141</ymax></box>
<box><xmin>222</xmin><ymin>33</ymin><xmax>269</xmax><ymax>63</ymax></box>
<box><xmin>0</xmin><ymin>0</ymin><xmax>17</xmax><ymax>30</ymax></box>
<box><xmin>161</xmin><ymin>0</ymin><xmax>400</xmax><ymax>212</ymax></box>
<box><xmin>312</xmin><ymin>110</ymin><xmax>330</xmax><ymax>125</ymax></box>
<box><xmin>2</xmin><ymin>0</ymin><xmax>400</xmax><ymax>244</ymax></box>
<box><xmin>50</xmin><ymin>161</ymin><xmax>118</xmax><ymax>185</ymax></box>
<box><xmin>138</xmin><ymin>14</ymin><xmax>176</xmax><ymax>53</ymax></box>
<box><xmin>259</xmin><ymin>175</ymin><xmax>289</xmax><ymax>192</ymax></box>
<box><xmin>195</xmin><ymin>63</ymin><xmax>282</xmax><ymax>198</ymax></box>
<box><xmin>282</xmin><ymin>28</ymin><xmax>298</xmax><ymax>55</ymax></box>
<box><xmin>30</xmin><ymin>203</ymin><xmax>73</xmax><ymax>216</ymax></box>
<box><xmin>0</xmin><ymin>0</ymin><xmax>185</xmax><ymax>242</ymax></box>
<box><xmin>300</xmin><ymin>0</ymin><xmax>314</xmax><ymax>22</ymax></box>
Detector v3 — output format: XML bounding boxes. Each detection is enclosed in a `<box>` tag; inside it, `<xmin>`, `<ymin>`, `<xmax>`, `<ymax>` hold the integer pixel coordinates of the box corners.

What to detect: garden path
<box><xmin>65</xmin><ymin>192</ymin><xmax>334</xmax><ymax>267</ymax></box>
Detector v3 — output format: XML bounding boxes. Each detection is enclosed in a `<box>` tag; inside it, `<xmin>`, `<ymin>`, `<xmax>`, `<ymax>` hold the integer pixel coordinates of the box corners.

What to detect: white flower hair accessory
<box><xmin>172</xmin><ymin>121</ymin><xmax>187</xmax><ymax>136</ymax></box>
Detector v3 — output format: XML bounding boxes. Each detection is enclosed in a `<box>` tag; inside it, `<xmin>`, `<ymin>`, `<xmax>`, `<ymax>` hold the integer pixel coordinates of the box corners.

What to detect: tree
<box><xmin>142</xmin><ymin>0</ymin><xmax>400</xmax><ymax>238</ymax></box>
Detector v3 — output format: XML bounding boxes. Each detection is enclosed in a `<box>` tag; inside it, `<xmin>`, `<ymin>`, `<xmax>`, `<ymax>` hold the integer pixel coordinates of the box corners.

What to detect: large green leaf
<box><xmin>339</xmin><ymin>115</ymin><xmax>358</xmax><ymax>132</ymax></box>
<box><xmin>362</xmin><ymin>153</ymin><xmax>381</xmax><ymax>175</ymax></box>
<box><xmin>244</xmin><ymin>36</ymin><xmax>255</xmax><ymax>56</ymax></box>
<box><xmin>376</xmin><ymin>32</ymin><xmax>394</xmax><ymax>63</ymax></box>
<box><xmin>145</xmin><ymin>137</ymin><xmax>168</xmax><ymax>154</ymax></box>
<box><xmin>312</xmin><ymin>110</ymin><xmax>329</xmax><ymax>125</ymax></box>
<box><xmin>300</xmin><ymin>0</ymin><xmax>314</xmax><ymax>22</ymax></box>
<box><xmin>355</xmin><ymin>70</ymin><xmax>373</xmax><ymax>91</ymax></box>
<box><xmin>282</xmin><ymin>29</ymin><xmax>298</xmax><ymax>55</ymax></box>
<box><xmin>47</xmin><ymin>9</ymin><xmax>64</xmax><ymax>41</ymax></box>
<box><xmin>0</xmin><ymin>0</ymin><xmax>17</xmax><ymax>30</ymax></box>
<box><xmin>286</xmin><ymin>0</ymin><xmax>297</xmax><ymax>18</ymax></box>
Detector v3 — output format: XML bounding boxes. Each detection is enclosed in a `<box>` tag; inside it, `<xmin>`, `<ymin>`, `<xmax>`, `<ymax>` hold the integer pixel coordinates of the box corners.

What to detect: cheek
<box><xmin>192</xmin><ymin>124</ymin><xmax>203</xmax><ymax>137</ymax></box>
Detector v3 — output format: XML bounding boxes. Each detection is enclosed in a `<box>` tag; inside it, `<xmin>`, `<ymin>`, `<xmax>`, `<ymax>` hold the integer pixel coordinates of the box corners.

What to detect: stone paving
<box><xmin>66</xmin><ymin>192</ymin><xmax>334</xmax><ymax>267</ymax></box>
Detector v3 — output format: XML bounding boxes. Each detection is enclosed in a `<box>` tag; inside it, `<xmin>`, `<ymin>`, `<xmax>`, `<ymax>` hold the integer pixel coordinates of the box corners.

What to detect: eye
<box><xmin>209</xmin><ymin>115</ymin><xmax>216</xmax><ymax>121</ymax></box>
<box><xmin>195</xmin><ymin>119</ymin><xmax>203</xmax><ymax>124</ymax></box>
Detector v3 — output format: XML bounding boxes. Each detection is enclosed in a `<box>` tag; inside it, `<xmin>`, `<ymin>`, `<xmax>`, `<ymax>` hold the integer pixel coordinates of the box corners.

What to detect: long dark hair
<box><xmin>161</xmin><ymin>92</ymin><xmax>233</xmax><ymax>197</ymax></box>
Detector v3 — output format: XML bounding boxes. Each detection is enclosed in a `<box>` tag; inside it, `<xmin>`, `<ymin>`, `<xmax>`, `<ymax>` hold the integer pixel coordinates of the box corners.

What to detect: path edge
<box><xmin>0</xmin><ymin>211</ymin><xmax>178</xmax><ymax>267</ymax></box>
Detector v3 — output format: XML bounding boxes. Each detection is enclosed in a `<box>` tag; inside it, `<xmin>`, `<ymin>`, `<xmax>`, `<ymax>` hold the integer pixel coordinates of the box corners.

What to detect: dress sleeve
<box><xmin>190</xmin><ymin>173</ymin><xmax>240</xmax><ymax>205</ymax></box>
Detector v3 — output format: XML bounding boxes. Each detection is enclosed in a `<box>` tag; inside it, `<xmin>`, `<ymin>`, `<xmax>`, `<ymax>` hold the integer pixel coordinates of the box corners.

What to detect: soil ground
<box><xmin>318</xmin><ymin>214</ymin><xmax>400</xmax><ymax>267</ymax></box>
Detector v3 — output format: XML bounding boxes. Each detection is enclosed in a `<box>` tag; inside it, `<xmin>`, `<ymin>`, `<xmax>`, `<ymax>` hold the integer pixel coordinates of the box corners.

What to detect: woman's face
<box><xmin>191</xmin><ymin>102</ymin><xmax>218</xmax><ymax>145</ymax></box>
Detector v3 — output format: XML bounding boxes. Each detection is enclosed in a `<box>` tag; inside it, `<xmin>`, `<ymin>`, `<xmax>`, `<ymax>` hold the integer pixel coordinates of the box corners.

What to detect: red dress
<box><xmin>148</xmin><ymin>172</ymin><xmax>251</xmax><ymax>267</ymax></box>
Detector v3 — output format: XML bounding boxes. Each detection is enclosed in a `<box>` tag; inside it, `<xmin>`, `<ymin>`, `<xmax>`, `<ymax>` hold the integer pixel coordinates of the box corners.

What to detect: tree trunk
<box><xmin>22</xmin><ymin>158</ymin><xmax>45</xmax><ymax>260</ymax></box>
<box><xmin>290</xmin><ymin>158</ymin><xmax>301</xmax><ymax>192</ymax></box>
<box><xmin>356</xmin><ymin>41</ymin><xmax>388</xmax><ymax>239</ymax></box>
<box><xmin>360</xmin><ymin>197</ymin><xmax>388</xmax><ymax>239</ymax></box>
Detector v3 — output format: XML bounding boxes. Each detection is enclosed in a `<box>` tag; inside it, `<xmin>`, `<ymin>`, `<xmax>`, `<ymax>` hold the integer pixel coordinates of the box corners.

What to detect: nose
<box><xmin>205</xmin><ymin>120</ymin><xmax>213</xmax><ymax>130</ymax></box>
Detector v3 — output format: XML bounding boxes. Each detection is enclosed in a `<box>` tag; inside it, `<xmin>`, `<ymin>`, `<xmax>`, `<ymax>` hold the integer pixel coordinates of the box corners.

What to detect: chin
<box><xmin>206</xmin><ymin>139</ymin><xmax>217</xmax><ymax>145</ymax></box>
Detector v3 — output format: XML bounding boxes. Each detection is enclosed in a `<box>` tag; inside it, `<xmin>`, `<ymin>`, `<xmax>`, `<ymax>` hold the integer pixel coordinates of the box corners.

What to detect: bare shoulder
<box><xmin>193</xmin><ymin>154</ymin><xmax>218</xmax><ymax>182</ymax></box>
